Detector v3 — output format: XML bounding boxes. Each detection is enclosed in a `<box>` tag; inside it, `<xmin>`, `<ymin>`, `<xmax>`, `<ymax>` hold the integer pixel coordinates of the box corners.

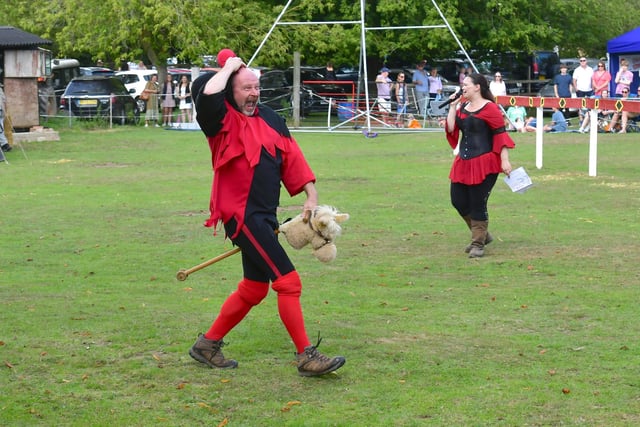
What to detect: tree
<box><xmin>1</xmin><ymin>0</ymin><xmax>639</xmax><ymax>72</ymax></box>
<box><xmin>0</xmin><ymin>0</ymin><xmax>279</xmax><ymax>75</ymax></box>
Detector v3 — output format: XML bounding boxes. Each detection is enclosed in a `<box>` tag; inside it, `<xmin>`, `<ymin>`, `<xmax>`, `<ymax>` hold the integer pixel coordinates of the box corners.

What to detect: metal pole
<box><xmin>292</xmin><ymin>52</ymin><xmax>300</xmax><ymax>128</ymax></box>
<box><xmin>360</xmin><ymin>0</ymin><xmax>371</xmax><ymax>133</ymax></box>
<box><xmin>247</xmin><ymin>0</ymin><xmax>294</xmax><ymax>67</ymax></box>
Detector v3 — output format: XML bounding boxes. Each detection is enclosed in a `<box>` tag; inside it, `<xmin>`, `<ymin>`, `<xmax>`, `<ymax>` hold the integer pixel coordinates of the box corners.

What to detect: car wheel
<box><xmin>136</xmin><ymin>97</ymin><xmax>147</xmax><ymax>113</ymax></box>
<box><xmin>116</xmin><ymin>106</ymin><xmax>127</xmax><ymax>125</ymax></box>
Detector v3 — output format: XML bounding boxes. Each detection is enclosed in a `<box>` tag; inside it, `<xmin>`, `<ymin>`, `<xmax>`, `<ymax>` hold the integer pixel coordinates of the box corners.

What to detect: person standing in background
<box><xmin>143</xmin><ymin>74</ymin><xmax>160</xmax><ymax>127</ymax></box>
<box><xmin>324</xmin><ymin>62</ymin><xmax>336</xmax><ymax>81</ymax></box>
<box><xmin>393</xmin><ymin>72</ymin><xmax>408</xmax><ymax>127</ymax></box>
<box><xmin>592</xmin><ymin>61</ymin><xmax>611</xmax><ymax>96</ymax></box>
<box><xmin>489</xmin><ymin>72</ymin><xmax>506</xmax><ymax>97</ymax></box>
<box><xmin>176</xmin><ymin>75</ymin><xmax>193</xmax><ymax>125</ymax></box>
<box><xmin>428</xmin><ymin>67</ymin><xmax>443</xmax><ymax>104</ymax></box>
<box><xmin>160</xmin><ymin>74</ymin><xmax>176</xmax><ymax>127</ymax></box>
<box><xmin>375</xmin><ymin>67</ymin><xmax>393</xmax><ymax>122</ymax></box>
<box><xmin>614</xmin><ymin>59</ymin><xmax>633</xmax><ymax>96</ymax></box>
<box><xmin>553</xmin><ymin>64</ymin><xmax>574</xmax><ymax>98</ymax></box>
<box><xmin>573</xmin><ymin>57</ymin><xmax>594</xmax><ymax>122</ymax></box>
<box><xmin>412</xmin><ymin>60</ymin><xmax>429</xmax><ymax>115</ymax></box>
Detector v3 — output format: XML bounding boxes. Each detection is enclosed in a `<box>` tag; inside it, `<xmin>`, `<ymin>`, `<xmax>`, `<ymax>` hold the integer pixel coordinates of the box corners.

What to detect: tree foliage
<box><xmin>1</xmin><ymin>0</ymin><xmax>639</xmax><ymax>71</ymax></box>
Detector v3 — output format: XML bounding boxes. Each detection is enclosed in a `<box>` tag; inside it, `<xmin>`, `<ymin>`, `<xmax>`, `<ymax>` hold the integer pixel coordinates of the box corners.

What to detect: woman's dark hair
<box><xmin>467</xmin><ymin>73</ymin><xmax>495</xmax><ymax>103</ymax></box>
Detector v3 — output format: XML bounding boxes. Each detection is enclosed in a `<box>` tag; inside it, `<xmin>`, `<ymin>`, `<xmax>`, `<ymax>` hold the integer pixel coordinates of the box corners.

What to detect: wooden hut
<box><xmin>0</xmin><ymin>26</ymin><xmax>52</xmax><ymax>130</ymax></box>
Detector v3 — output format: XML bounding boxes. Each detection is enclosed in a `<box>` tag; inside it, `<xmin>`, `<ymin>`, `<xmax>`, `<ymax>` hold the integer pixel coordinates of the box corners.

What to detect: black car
<box><xmin>285</xmin><ymin>68</ymin><xmax>351</xmax><ymax>112</ymax></box>
<box><xmin>60</xmin><ymin>76</ymin><xmax>140</xmax><ymax>125</ymax></box>
<box><xmin>335</xmin><ymin>65</ymin><xmax>360</xmax><ymax>82</ymax></box>
<box><xmin>259</xmin><ymin>70</ymin><xmax>315</xmax><ymax>116</ymax></box>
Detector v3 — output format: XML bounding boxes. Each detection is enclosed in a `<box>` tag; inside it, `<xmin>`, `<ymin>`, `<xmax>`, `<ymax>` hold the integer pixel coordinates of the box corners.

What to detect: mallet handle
<box><xmin>176</xmin><ymin>247</ymin><xmax>241</xmax><ymax>281</ymax></box>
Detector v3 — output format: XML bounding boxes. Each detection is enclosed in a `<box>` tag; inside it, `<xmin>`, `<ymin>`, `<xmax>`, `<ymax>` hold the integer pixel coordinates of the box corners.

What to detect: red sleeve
<box><xmin>477</xmin><ymin>103</ymin><xmax>515</xmax><ymax>153</ymax></box>
<box><xmin>445</xmin><ymin>106</ymin><xmax>461</xmax><ymax>149</ymax></box>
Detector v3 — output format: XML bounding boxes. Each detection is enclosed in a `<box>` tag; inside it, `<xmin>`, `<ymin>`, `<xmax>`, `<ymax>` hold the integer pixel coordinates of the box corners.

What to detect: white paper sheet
<box><xmin>503</xmin><ymin>166</ymin><xmax>533</xmax><ymax>193</ymax></box>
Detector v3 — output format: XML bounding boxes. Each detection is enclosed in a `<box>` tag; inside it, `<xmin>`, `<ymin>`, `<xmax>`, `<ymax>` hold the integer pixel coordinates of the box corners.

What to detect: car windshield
<box><xmin>66</xmin><ymin>82</ymin><xmax>109</xmax><ymax>94</ymax></box>
<box><xmin>472</xmin><ymin>62</ymin><xmax>492</xmax><ymax>74</ymax></box>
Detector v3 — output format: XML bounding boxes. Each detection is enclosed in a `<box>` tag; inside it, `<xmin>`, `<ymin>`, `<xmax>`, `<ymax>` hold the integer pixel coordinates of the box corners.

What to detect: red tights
<box><xmin>205</xmin><ymin>271</ymin><xmax>310</xmax><ymax>353</ymax></box>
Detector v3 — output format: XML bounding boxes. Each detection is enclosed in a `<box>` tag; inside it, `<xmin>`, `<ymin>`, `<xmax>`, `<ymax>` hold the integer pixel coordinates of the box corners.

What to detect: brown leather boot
<box><xmin>469</xmin><ymin>220</ymin><xmax>488</xmax><ymax>258</ymax></box>
<box><xmin>189</xmin><ymin>334</ymin><xmax>238</xmax><ymax>369</ymax></box>
<box><xmin>463</xmin><ymin>216</ymin><xmax>493</xmax><ymax>253</ymax></box>
<box><xmin>296</xmin><ymin>341</ymin><xmax>345</xmax><ymax>377</ymax></box>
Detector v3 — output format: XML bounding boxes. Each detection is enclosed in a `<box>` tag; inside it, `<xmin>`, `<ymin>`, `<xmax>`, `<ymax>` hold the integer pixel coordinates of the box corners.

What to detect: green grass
<box><xmin>1</xmin><ymin>121</ymin><xmax>640</xmax><ymax>426</ymax></box>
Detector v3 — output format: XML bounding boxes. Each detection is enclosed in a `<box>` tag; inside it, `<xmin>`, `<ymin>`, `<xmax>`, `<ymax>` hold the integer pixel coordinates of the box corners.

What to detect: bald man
<box><xmin>188</xmin><ymin>53</ymin><xmax>346</xmax><ymax>377</ymax></box>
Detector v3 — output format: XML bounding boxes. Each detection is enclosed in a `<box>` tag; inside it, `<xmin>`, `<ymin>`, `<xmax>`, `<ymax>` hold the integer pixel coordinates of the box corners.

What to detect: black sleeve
<box><xmin>192</xmin><ymin>72</ymin><xmax>226</xmax><ymax>137</ymax></box>
<box><xmin>258</xmin><ymin>106</ymin><xmax>291</xmax><ymax>138</ymax></box>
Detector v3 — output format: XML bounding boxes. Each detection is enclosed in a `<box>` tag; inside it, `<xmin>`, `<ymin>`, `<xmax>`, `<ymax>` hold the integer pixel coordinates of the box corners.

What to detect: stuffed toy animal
<box><xmin>279</xmin><ymin>205</ymin><xmax>349</xmax><ymax>262</ymax></box>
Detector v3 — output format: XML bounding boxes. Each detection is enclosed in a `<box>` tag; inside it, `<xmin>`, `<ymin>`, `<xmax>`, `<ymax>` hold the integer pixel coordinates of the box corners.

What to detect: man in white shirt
<box><xmin>572</xmin><ymin>57</ymin><xmax>594</xmax><ymax>97</ymax></box>
<box><xmin>572</xmin><ymin>57</ymin><xmax>594</xmax><ymax>121</ymax></box>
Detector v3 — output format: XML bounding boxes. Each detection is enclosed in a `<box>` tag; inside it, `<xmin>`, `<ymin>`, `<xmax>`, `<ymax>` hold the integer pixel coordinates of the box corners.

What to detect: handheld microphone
<box><xmin>436</xmin><ymin>88</ymin><xmax>463</xmax><ymax>108</ymax></box>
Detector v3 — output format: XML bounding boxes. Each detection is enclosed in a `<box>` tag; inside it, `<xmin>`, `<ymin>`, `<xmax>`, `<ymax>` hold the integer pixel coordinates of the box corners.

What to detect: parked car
<box><xmin>59</xmin><ymin>76</ymin><xmax>140</xmax><ymax>125</ymax></box>
<box><xmin>115</xmin><ymin>69</ymin><xmax>157</xmax><ymax>112</ymax></box>
<box><xmin>285</xmin><ymin>67</ymin><xmax>350</xmax><ymax>112</ymax></box>
<box><xmin>335</xmin><ymin>65</ymin><xmax>360</xmax><ymax>82</ymax></box>
<box><xmin>80</xmin><ymin>66</ymin><xmax>114</xmax><ymax>76</ymax></box>
<box><xmin>474</xmin><ymin>50</ymin><xmax>560</xmax><ymax>94</ymax></box>
<box><xmin>259</xmin><ymin>70</ymin><xmax>315</xmax><ymax>116</ymax></box>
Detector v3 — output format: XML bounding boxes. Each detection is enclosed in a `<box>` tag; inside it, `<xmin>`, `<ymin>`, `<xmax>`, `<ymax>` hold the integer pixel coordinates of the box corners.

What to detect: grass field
<box><xmin>1</xmin><ymin>121</ymin><xmax>640</xmax><ymax>426</ymax></box>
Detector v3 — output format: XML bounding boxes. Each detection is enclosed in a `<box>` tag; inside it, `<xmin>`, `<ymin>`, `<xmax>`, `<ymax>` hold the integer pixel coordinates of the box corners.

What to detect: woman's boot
<box><xmin>469</xmin><ymin>220</ymin><xmax>488</xmax><ymax>258</ymax></box>
<box><xmin>463</xmin><ymin>216</ymin><xmax>492</xmax><ymax>253</ymax></box>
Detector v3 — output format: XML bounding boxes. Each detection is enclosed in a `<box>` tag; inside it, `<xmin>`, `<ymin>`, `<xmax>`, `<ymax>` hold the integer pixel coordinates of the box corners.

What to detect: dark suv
<box><xmin>60</xmin><ymin>76</ymin><xmax>140</xmax><ymax>125</ymax></box>
<box><xmin>259</xmin><ymin>70</ymin><xmax>315</xmax><ymax>116</ymax></box>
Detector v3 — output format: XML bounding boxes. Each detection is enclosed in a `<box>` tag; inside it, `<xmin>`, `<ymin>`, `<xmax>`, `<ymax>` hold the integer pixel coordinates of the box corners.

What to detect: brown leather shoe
<box><xmin>296</xmin><ymin>342</ymin><xmax>345</xmax><ymax>377</ymax></box>
<box><xmin>189</xmin><ymin>334</ymin><xmax>238</xmax><ymax>369</ymax></box>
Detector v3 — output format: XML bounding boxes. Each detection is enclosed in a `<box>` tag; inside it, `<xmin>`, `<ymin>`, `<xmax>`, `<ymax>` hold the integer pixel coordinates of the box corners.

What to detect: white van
<box><xmin>38</xmin><ymin>58</ymin><xmax>81</xmax><ymax>116</ymax></box>
<box><xmin>51</xmin><ymin>59</ymin><xmax>81</xmax><ymax>101</ymax></box>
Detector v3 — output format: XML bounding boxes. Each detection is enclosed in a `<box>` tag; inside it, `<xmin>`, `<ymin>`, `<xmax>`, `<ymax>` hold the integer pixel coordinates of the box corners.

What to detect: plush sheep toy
<box><xmin>279</xmin><ymin>205</ymin><xmax>349</xmax><ymax>262</ymax></box>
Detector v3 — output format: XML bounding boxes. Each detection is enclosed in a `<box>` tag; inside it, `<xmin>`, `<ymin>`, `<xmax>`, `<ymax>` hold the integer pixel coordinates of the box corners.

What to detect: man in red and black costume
<box><xmin>188</xmin><ymin>49</ymin><xmax>345</xmax><ymax>377</ymax></box>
